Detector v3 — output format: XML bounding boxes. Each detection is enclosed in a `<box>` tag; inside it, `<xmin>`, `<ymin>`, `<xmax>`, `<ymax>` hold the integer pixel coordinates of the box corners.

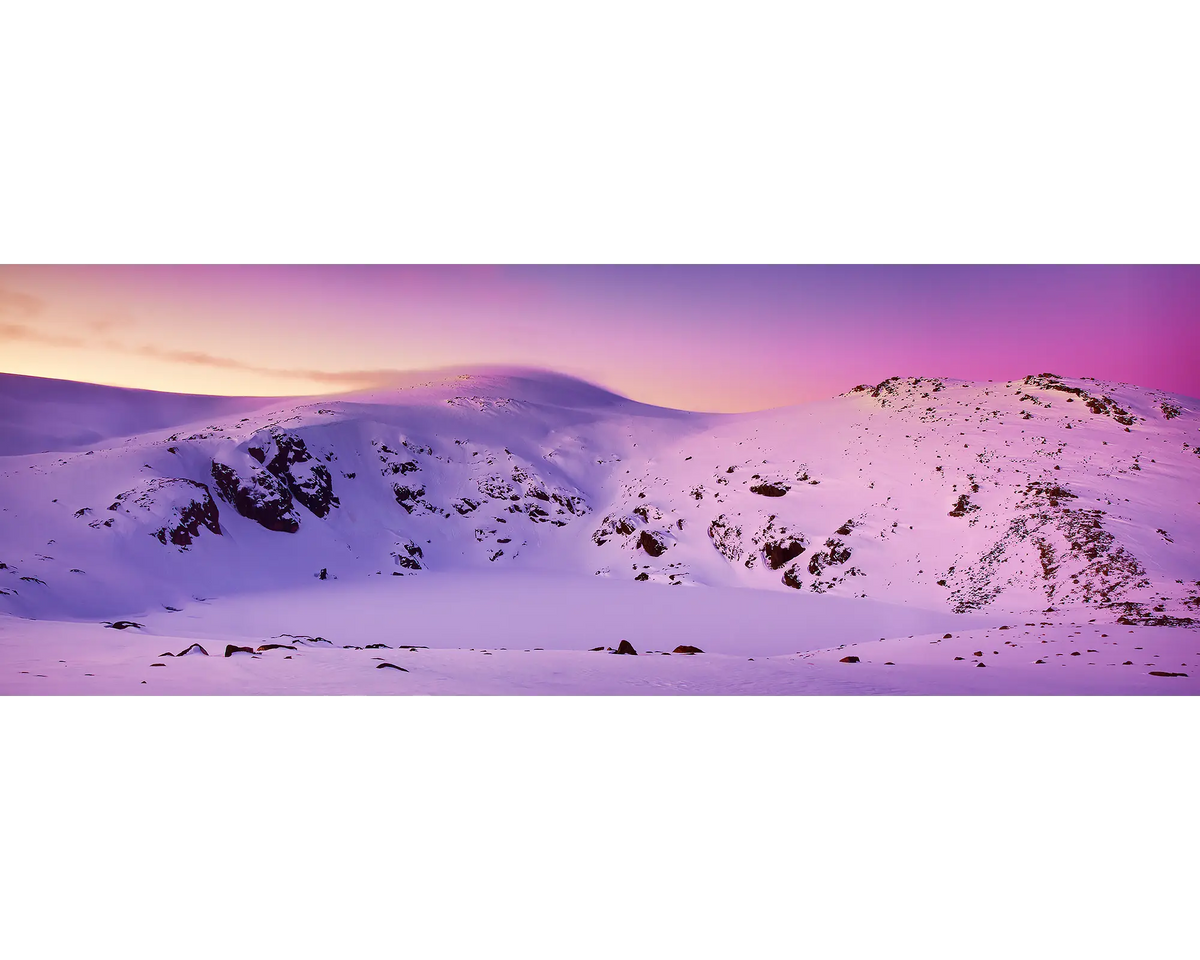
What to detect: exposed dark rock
<box><xmin>252</xmin><ymin>430</ymin><xmax>339</xmax><ymax>517</ymax></box>
<box><xmin>376</xmin><ymin>662</ymin><xmax>409</xmax><ymax>671</ymax></box>
<box><xmin>762</xmin><ymin>537</ymin><xmax>806</xmax><ymax>570</ymax></box>
<box><xmin>365</xmin><ymin>643</ymin><xmax>390</xmax><ymax>649</ymax></box>
<box><xmin>613</xmin><ymin>639</ymin><xmax>638</xmax><ymax>655</ymax></box>
<box><xmin>256</xmin><ymin>643</ymin><xmax>295</xmax><ymax>652</ymax></box>
<box><xmin>1117</xmin><ymin>614</ymin><xmax>1198</xmax><ymax>627</ymax></box>
<box><xmin>807</xmin><ymin>539</ymin><xmax>851</xmax><ymax>576</ymax></box>
<box><xmin>152</xmin><ymin>480</ymin><xmax>223</xmax><ymax>547</ymax></box>
<box><xmin>177</xmin><ymin>643</ymin><xmax>209</xmax><ymax>656</ymax></box>
<box><xmin>673</xmin><ymin>645</ymin><xmax>704</xmax><ymax>654</ymax></box>
<box><xmin>390</xmin><ymin>539</ymin><xmax>424</xmax><ymax>571</ymax></box>
<box><xmin>104</xmin><ymin>620</ymin><xmax>143</xmax><ymax>630</ymax></box>
<box><xmin>638</xmin><ymin>530</ymin><xmax>667</xmax><ymax>557</ymax></box>
<box><xmin>224</xmin><ymin>644</ymin><xmax>256</xmax><ymax>657</ymax></box>
<box><xmin>550</xmin><ymin>492</ymin><xmax>586</xmax><ymax>515</ymax></box>
<box><xmin>839</xmin><ymin>655</ymin><xmax>859</xmax><ymax>663</ymax></box>
<box><xmin>750</xmin><ymin>482</ymin><xmax>790</xmax><ymax>497</ymax></box>
<box><xmin>781</xmin><ymin>566</ymin><xmax>804</xmax><ymax>589</ymax></box>
<box><xmin>949</xmin><ymin>494</ymin><xmax>980</xmax><ymax>518</ymax></box>
<box><xmin>1149</xmin><ymin>671</ymin><xmax>1188</xmax><ymax>677</ymax></box>
<box><xmin>211</xmin><ymin>461</ymin><xmax>300</xmax><ymax>532</ymax></box>
<box><xmin>634</xmin><ymin>572</ymin><xmax>650</xmax><ymax>581</ymax></box>
<box><xmin>976</xmin><ymin>662</ymin><xmax>987</xmax><ymax>667</ymax></box>
<box><xmin>392</xmin><ymin>484</ymin><xmax>426</xmax><ymax>513</ymax></box>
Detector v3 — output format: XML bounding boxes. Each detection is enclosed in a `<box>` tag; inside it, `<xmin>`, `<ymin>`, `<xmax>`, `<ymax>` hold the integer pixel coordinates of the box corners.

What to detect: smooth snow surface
<box><xmin>2</xmin><ymin>367</ymin><xmax>1197</xmax><ymax>694</ymax></box>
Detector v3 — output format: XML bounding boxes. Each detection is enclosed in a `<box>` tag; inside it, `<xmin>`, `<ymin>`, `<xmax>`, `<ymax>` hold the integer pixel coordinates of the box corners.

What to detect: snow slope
<box><xmin>1</xmin><ymin>367</ymin><xmax>1197</xmax><ymax>693</ymax></box>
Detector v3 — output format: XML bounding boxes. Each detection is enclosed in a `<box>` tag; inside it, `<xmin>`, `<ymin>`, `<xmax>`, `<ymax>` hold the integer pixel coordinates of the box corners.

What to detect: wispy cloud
<box><xmin>0</xmin><ymin>321</ymin><xmax>86</xmax><ymax>348</ymax></box>
<box><xmin>122</xmin><ymin>341</ymin><xmax>398</xmax><ymax>386</ymax></box>
<box><xmin>0</xmin><ymin>286</ymin><xmax>45</xmax><ymax>318</ymax></box>
<box><xmin>0</xmin><ymin>283</ymin><xmax>392</xmax><ymax>388</ymax></box>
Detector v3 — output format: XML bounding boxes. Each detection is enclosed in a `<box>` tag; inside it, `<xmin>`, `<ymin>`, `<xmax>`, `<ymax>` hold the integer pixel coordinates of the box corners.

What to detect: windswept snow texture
<box><xmin>1</xmin><ymin>368</ymin><xmax>1198</xmax><ymax>694</ymax></box>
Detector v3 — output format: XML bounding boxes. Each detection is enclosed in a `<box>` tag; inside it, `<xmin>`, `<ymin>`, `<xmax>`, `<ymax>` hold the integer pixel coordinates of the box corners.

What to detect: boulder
<box><xmin>673</xmin><ymin>645</ymin><xmax>704</xmax><ymax>655</ymax></box>
<box><xmin>613</xmin><ymin>639</ymin><xmax>638</xmax><ymax>655</ymax></box>
<box><xmin>224</xmin><ymin>644</ymin><xmax>256</xmax><ymax>657</ymax></box>
<box><xmin>839</xmin><ymin>655</ymin><xmax>860</xmax><ymax>663</ymax></box>
<box><xmin>638</xmin><ymin>530</ymin><xmax>667</xmax><ymax>557</ymax></box>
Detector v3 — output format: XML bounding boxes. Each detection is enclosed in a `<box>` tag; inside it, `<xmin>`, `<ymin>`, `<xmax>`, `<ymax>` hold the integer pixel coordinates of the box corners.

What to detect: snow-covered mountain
<box><xmin>2</xmin><ymin>366</ymin><xmax>1198</xmax><ymax>694</ymax></box>
<box><xmin>2</xmin><ymin>366</ymin><xmax>1197</xmax><ymax>622</ymax></box>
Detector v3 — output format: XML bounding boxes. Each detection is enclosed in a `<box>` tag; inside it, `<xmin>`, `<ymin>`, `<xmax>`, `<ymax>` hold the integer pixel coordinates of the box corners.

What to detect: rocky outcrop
<box><xmin>392</xmin><ymin>539</ymin><xmax>424</xmax><ymax>570</ymax></box>
<box><xmin>638</xmin><ymin>530</ymin><xmax>668</xmax><ymax>557</ymax></box>
<box><xmin>708</xmin><ymin>515</ymin><xmax>743</xmax><ymax>562</ymax></box>
<box><xmin>808</xmin><ymin>539</ymin><xmax>852</xmax><ymax>576</ymax></box>
<box><xmin>673</xmin><ymin>645</ymin><xmax>703</xmax><ymax>654</ymax></box>
<box><xmin>211</xmin><ymin>461</ymin><xmax>301</xmax><ymax>533</ymax></box>
<box><xmin>762</xmin><ymin>536</ymin><xmax>806</xmax><ymax>570</ymax></box>
<box><xmin>949</xmin><ymin>494</ymin><xmax>980</xmax><ymax>518</ymax></box>
<box><xmin>249</xmin><ymin>430</ymin><xmax>339</xmax><ymax>517</ymax></box>
<box><xmin>750</xmin><ymin>481</ymin><xmax>790</xmax><ymax>497</ymax></box>
<box><xmin>613</xmin><ymin>639</ymin><xmax>638</xmax><ymax>655</ymax></box>
<box><xmin>392</xmin><ymin>484</ymin><xmax>426</xmax><ymax>513</ymax></box>
<box><xmin>151</xmin><ymin>480</ymin><xmax>222</xmax><ymax>547</ymax></box>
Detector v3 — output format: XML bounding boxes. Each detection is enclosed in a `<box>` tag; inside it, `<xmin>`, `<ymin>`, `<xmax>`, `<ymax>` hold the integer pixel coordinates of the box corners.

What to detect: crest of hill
<box><xmin>0</xmin><ymin>372</ymin><xmax>282</xmax><ymax>456</ymax></box>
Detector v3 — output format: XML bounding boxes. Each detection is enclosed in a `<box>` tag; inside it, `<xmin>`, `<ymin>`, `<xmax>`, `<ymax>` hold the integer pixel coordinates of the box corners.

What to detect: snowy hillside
<box><xmin>1</xmin><ymin>367</ymin><xmax>1197</xmax><ymax>693</ymax></box>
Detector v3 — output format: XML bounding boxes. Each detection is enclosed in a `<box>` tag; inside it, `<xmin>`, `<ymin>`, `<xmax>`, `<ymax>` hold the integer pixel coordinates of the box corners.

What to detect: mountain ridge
<box><xmin>1</xmin><ymin>367</ymin><xmax>1197</xmax><ymax>626</ymax></box>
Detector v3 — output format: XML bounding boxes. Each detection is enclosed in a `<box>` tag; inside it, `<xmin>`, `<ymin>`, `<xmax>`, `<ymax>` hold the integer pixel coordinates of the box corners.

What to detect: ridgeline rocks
<box><xmin>211</xmin><ymin>461</ymin><xmax>300</xmax><ymax>533</ymax></box>
<box><xmin>1021</xmin><ymin>373</ymin><xmax>1138</xmax><ymax>426</ymax></box>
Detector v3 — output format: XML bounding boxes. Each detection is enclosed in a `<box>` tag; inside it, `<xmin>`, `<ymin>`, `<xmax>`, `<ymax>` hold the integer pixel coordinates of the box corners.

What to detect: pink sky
<box><xmin>1</xmin><ymin>265</ymin><xmax>1196</xmax><ymax>411</ymax></box>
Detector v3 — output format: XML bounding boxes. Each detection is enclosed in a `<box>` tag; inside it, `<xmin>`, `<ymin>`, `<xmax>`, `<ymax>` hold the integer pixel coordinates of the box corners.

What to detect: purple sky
<box><xmin>1</xmin><ymin>265</ymin><xmax>1196</xmax><ymax>410</ymax></box>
